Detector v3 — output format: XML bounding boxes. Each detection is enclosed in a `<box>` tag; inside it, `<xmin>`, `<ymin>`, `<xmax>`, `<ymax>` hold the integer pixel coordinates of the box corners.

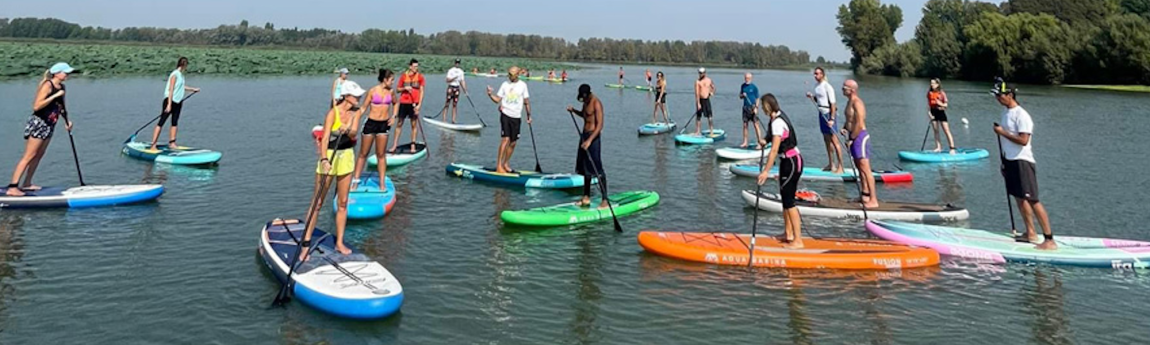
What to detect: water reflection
<box><xmin>1022</xmin><ymin>268</ymin><xmax>1072</xmax><ymax>345</ymax></box>
<box><xmin>0</xmin><ymin>214</ymin><xmax>25</xmax><ymax>332</ymax></box>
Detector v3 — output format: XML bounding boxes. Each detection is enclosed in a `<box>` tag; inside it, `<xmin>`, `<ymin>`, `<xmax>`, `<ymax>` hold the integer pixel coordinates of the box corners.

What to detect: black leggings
<box><xmin>158</xmin><ymin>98</ymin><xmax>183</xmax><ymax>127</ymax></box>
<box><xmin>584</xmin><ymin>174</ymin><xmax>608</xmax><ymax>201</ymax></box>
<box><xmin>778</xmin><ymin>154</ymin><xmax>804</xmax><ymax>209</ymax></box>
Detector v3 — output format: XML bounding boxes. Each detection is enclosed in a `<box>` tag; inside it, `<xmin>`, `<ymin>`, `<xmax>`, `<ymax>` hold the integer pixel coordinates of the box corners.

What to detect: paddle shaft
<box><xmin>839</xmin><ymin>132</ymin><xmax>868</xmax><ymax>219</ymax></box>
<box><xmin>417</xmin><ymin>114</ymin><xmax>431</xmax><ymax>155</ymax></box>
<box><xmin>463</xmin><ymin>92</ymin><xmax>488</xmax><ymax>127</ymax></box>
<box><xmin>748</xmin><ymin>138</ymin><xmax>768</xmax><ymax>267</ymax></box>
<box><xmin>567</xmin><ymin>110</ymin><xmax>622</xmax><ymax>232</ymax></box>
<box><xmin>919</xmin><ymin>120</ymin><xmax>932</xmax><ymax>151</ymax></box>
<box><xmin>59</xmin><ymin>112</ymin><xmax>85</xmax><ymax>186</ymax></box>
<box><xmin>527</xmin><ymin>117</ymin><xmax>542</xmax><ymax>173</ymax></box>
<box><xmin>996</xmin><ymin>135</ymin><xmax>1018</xmax><ymax>232</ymax></box>
<box><xmin>677</xmin><ymin>108</ymin><xmax>697</xmax><ymax>135</ymax></box>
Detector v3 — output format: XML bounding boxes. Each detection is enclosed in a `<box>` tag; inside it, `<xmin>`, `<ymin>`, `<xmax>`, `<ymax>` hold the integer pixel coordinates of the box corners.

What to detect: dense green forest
<box><xmin>0</xmin><ymin>17</ymin><xmax>813</xmax><ymax>69</ymax></box>
<box><xmin>836</xmin><ymin>0</ymin><xmax>1150</xmax><ymax>85</ymax></box>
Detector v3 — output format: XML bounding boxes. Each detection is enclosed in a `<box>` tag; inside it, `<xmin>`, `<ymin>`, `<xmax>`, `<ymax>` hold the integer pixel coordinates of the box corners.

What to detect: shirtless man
<box><xmin>841</xmin><ymin>79</ymin><xmax>878</xmax><ymax>208</ymax></box>
<box><xmin>618</xmin><ymin>67</ymin><xmax>625</xmax><ymax>85</ymax></box>
<box><xmin>566</xmin><ymin>84</ymin><xmax>608</xmax><ymax>209</ymax></box>
<box><xmin>645</xmin><ymin>69</ymin><xmax>652</xmax><ymax>87</ymax></box>
<box><xmin>694</xmin><ymin>67</ymin><xmax>716</xmax><ymax>136</ymax></box>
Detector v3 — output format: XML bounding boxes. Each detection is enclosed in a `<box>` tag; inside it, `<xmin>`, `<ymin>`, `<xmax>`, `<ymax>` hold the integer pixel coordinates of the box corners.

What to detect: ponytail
<box><xmin>39</xmin><ymin>69</ymin><xmax>51</xmax><ymax>85</ymax></box>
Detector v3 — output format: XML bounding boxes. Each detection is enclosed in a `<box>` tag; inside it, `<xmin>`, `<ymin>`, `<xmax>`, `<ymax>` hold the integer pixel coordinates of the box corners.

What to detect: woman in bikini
<box><xmin>352</xmin><ymin>69</ymin><xmax>398</xmax><ymax>187</ymax></box>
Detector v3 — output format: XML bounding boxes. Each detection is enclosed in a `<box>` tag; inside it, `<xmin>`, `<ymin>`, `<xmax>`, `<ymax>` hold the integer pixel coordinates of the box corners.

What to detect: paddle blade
<box><xmin>535</xmin><ymin>163</ymin><xmax>542</xmax><ymax>173</ymax></box>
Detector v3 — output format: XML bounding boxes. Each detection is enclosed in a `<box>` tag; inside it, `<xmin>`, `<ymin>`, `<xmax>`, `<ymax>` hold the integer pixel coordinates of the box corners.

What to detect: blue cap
<box><xmin>49</xmin><ymin>62</ymin><xmax>74</xmax><ymax>74</ymax></box>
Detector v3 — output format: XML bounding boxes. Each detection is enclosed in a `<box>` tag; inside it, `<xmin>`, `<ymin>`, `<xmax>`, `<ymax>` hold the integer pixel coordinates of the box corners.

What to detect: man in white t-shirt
<box><xmin>806</xmin><ymin>67</ymin><xmax>844</xmax><ymax>174</ymax></box>
<box><xmin>486</xmin><ymin>66</ymin><xmax>531</xmax><ymax>174</ymax></box>
<box><xmin>440</xmin><ymin>58</ymin><xmax>467</xmax><ymax>123</ymax></box>
<box><xmin>991</xmin><ymin>78</ymin><xmax>1055</xmax><ymax>250</ymax></box>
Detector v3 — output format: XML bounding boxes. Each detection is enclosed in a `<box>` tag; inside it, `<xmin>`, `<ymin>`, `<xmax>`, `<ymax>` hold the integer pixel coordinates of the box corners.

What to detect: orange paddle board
<box><xmin>638</xmin><ymin>231</ymin><xmax>939</xmax><ymax>270</ymax></box>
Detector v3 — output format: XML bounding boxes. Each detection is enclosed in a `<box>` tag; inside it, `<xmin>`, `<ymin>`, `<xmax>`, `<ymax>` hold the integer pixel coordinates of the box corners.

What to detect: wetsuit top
<box><xmin>768</xmin><ymin>111</ymin><xmax>799</xmax><ymax>156</ymax></box>
<box><xmin>34</xmin><ymin>81</ymin><xmax>65</xmax><ymax>125</ymax></box>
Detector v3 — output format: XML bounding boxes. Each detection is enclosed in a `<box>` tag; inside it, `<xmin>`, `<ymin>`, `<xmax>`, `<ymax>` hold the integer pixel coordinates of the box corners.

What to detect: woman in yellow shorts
<box><xmin>301</xmin><ymin>80</ymin><xmax>365</xmax><ymax>257</ymax></box>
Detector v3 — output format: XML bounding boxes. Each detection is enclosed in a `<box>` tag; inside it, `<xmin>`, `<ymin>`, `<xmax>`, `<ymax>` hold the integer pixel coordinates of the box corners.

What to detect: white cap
<box><xmin>337</xmin><ymin>67</ymin><xmax>349</xmax><ymax>74</ymax></box>
<box><xmin>698</xmin><ymin>67</ymin><xmax>706</xmax><ymax>73</ymax></box>
<box><xmin>340</xmin><ymin>81</ymin><xmax>365</xmax><ymax>97</ymax></box>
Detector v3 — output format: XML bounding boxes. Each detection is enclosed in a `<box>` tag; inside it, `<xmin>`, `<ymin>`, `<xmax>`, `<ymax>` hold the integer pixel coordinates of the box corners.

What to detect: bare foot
<box><xmin>775</xmin><ymin>235</ymin><xmax>793</xmax><ymax>243</ymax></box>
<box><xmin>336</xmin><ymin>243</ymin><xmax>352</xmax><ymax>255</ymax></box>
<box><xmin>739</xmin><ymin>141</ymin><xmax>748</xmax><ymax>148</ymax></box>
<box><xmin>598</xmin><ymin>200</ymin><xmax>611</xmax><ymax>210</ymax></box>
<box><xmin>1035</xmin><ymin>240</ymin><xmax>1058</xmax><ymax>250</ymax></box>
<box><xmin>864</xmin><ymin>201</ymin><xmax>880</xmax><ymax>208</ymax></box>
<box><xmin>6</xmin><ymin>187</ymin><xmax>25</xmax><ymax>197</ymax></box>
<box><xmin>20</xmin><ymin>185</ymin><xmax>42</xmax><ymax>191</ymax></box>
<box><xmin>577</xmin><ymin>197</ymin><xmax>591</xmax><ymax>207</ymax></box>
<box><xmin>783</xmin><ymin>240</ymin><xmax>805</xmax><ymax>249</ymax></box>
<box><xmin>932</xmin><ymin>146</ymin><xmax>942</xmax><ymax>153</ymax></box>
<box><xmin>949</xmin><ymin>149</ymin><xmax>957</xmax><ymax>155</ymax></box>
<box><xmin>822</xmin><ymin>164</ymin><xmax>833</xmax><ymax>171</ymax></box>
<box><xmin>693</xmin><ymin>131</ymin><xmax>701</xmax><ymax>136</ymax></box>
<box><xmin>832</xmin><ymin>168</ymin><xmax>845</xmax><ymax>175</ymax></box>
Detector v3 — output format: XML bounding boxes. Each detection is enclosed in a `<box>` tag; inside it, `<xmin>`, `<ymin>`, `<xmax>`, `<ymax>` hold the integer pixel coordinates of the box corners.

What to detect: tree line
<box><xmin>836</xmin><ymin>0</ymin><xmax>1150</xmax><ymax>85</ymax></box>
<box><xmin>0</xmin><ymin>17</ymin><xmax>813</xmax><ymax>69</ymax></box>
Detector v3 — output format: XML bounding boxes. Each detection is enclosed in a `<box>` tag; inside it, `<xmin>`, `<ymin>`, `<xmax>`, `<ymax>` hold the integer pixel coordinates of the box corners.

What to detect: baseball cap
<box><xmin>49</xmin><ymin>62</ymin><xmax>74</xmax><ymax>74</ymax></box>
<box><xmin>340</xmin><ymin>81</ymin><xmax>366</xmax><ymax>97</ymax></box>
<box><xmin>454</xmin><ymin>58</ymin><xmax>461</xmax><ymax>64</ymax></box>
<box><xmin>990</xmin><ymin>77</ymin><xmax>1017</xmax><ymax>96</ymax></box>
<box><xmin>337</xmin><ymin>67</ymin><xmax>349</xmax><ymax>74</ymax></box>
<box><xmin>698</xmin><ymin>67</ymin><xmax>706</xmax><ymax>73</ymax></box>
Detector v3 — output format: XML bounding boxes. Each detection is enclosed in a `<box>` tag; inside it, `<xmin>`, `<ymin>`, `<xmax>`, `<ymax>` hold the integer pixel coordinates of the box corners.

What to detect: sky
<box><xmin>1</xmin><ymin>0</ymin><xmax>942</xmax><ymax>62</ymax></box>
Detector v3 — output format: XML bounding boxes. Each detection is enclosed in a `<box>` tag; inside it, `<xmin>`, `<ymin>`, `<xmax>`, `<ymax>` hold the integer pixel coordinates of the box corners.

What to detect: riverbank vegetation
<box><xmin>836</xmin><ymin>0</ymin><xmax>1150</xmax><ymax>85</ymax></box>
<box><xmin>0</xmin><ymin>17</ymin><xmax>816</xmax><ymax>76</ymax></box>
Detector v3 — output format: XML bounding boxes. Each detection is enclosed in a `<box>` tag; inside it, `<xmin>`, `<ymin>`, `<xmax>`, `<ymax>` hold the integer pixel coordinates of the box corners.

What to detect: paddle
<box><xmin>527</xmin><ymin>116</ymin><xmax>542</xmax><ymax>173</ymax></box>
<box><xmin>128</xmin><ymin>91</ymin><xmax>198</xmax><ymax>141</ymax></box>
<box><xmin>463</xmin><ymin>91</ymin><xmax>488</xmax><ymax>127</ymax></box>
<box><xmin>567</xmin><ymin>109</ymin><xmax>622</xmax><ymax>232</ymax></box>
<box><xmin>994</xmin><ymin>127</ymin><xmax>1021</xmax><ymax>241</ymax></box>
<box><xmin>417</xmin><ymin>113</ymin><xmax>432</xmax><ymax>156</ymax></box>
<box><xmin>272</xmin><ymin>118</ymin><xmax>350</xmax><ymax>306</ymax></box>
<box><xmin>747</xmin><ymin>138</ymin><xmax>768</xmax><ymax>267</ymax></box>
<box><xmin>839</xmin><ymin>132</ymin><xmax>869</xmax><ymax>220</ymax></box>
<box><xmin>58</xmin><ymin>111</ymin><xmax>86</xmax><ymax>186</ymax></box>
<box><xmin>919</xmin><ymin>120</ymin><xmax>932</xmax><ymax>151</ymax></box>
<box><xmin>677</xmin><ymin>109</ymin><xmax>698</xmax><ymax>135</ymax></box>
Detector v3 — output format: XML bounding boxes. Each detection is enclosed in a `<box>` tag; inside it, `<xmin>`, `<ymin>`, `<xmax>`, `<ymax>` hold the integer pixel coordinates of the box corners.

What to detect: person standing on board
<box><xmin>693</xmin><ymin>67</ymin><xmax>716</xmax><ymax>136</ymax></box>
<box><xmin>739</xmin><ymin>72</ymin><xmax>765</xmax><ymax>149</ymax></box>
<box><xmin>651</xmin><ymin>71</ymin><xmax>670</xmax><ymax>124</ymax></box>
<box><xmin>928</xmin><ymin>78</ymin><xmax>956</xmax><ymax>154</ymax></box>
<box><xmin>331</xmin><ymin>67</ymin><xmax>349</xmax><ymax>108</ymax></box>
<box><xmin>561</xmin><ymin>70</ymin><xmax>569</xmax><ymax>82</ymax></box>
<box><xmin>149</xmin><ymin>57</ymin><xmax>200</xmax><ymax>151</ymax></box>
<box><xmin>439</xmin><ymin>58</ymin><xmax>467</xmax><ymax>124</ymax></box>
<box><xmin>486</xmin><ymin>66</ymin><xmax>531</xmax><ymax>174</ymax></box>
<box><xmin>489</xmin><ymin>68</ymin><xmax>497</xmax><ymax>75</ymax></box>
<box><xmin>841</xmin><ymin>80</ymin><xmax>878</xmax><ymax>208</ymax></box>
<box><xmin>352</xmin><ymin>69</ymin><xmax>397</xmax><ymax>188</ymax></box>
<box><xmin>755</xmin><ymin>94</ymin><xmax>805</xmax><ymax>249</ymax></box>
<box><xmin>991</xmin><ymin>79</ymin><xmax>1056</xmax><ymax>250</ymax></box>
<box><xmin>390</xmin><ymin>59</ymin><xmax>425</xmax><ymax>153</ymax></box>
<box><xmin>566</xmin><ymin>84</ymin><xmax>608</xmax><ymax>209</ymax></box>
<box><xmin>6</xmin><ymin>63</ymin><xmax>74</xmax><ymax>197</ymax></box>
<box><xmin>618</xmin><ymin>67</ymin><xmax>625</xmax><ymax>85</ymax></box>
<box><xmin>301</xmin><ymin>80</ymin><xmax>366</xmax><ymax>259</ymax></box>
<box><xmin>807</xmin><ymin>67</ymin><xmax>844</xmax><ymax>174</ymax></box>
<box><xmin>645</xmin><ymin>69</ymin><xmax>653</xmax><ymax>87</ymax></box>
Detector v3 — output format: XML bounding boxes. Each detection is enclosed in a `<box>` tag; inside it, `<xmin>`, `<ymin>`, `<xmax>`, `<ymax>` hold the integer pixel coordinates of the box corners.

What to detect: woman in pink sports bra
<box><xmin>353</xmin><ymin>69</ymin><xmax>397</xmax><ymax>185</ymax></box>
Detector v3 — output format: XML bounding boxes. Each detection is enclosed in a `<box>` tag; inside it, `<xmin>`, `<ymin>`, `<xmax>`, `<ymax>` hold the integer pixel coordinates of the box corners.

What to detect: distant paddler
<box><xmin>331</xmin><ymin>67</ymin><xmax>349</xmax><ymax>108</ymax></box>
<box><xmin>739</xmin><ymin>72</ymin><xmax>764</xmax><ymax>149</ymax></box>
<box><xmin>928</xmin><ymin>78</ymin><xmax>957</xmax><ymax>154</ymax></box>
<box><xmin>149</xmin><ymin>57</ymin><xmax>200</xmax><ymax>151</ymax></box>
<box><xmin>438</xmin><ymin>58</ymin><xmax>467</xmax><ymax>123</ymax></box>
<box><xmin>7</xmin><ymin>62</ymin><xmax>74</xmax><ymax>197</ymax></box>
<box><xmin>693</xmin><ymin>67</ymin><xmax>716</xmax><ymax>136</ymax></box>
<box><xmin>390</xmin><ymin>59</ymin><xmax>426</xmax><ymax>153</ymax></box>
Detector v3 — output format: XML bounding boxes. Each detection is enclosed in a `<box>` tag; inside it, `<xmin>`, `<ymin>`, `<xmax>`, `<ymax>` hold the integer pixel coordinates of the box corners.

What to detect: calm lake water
<box><xmin>1</xmin><ymin>64</ymin><xmax>1148</xmax><ymax>344</ymax></box>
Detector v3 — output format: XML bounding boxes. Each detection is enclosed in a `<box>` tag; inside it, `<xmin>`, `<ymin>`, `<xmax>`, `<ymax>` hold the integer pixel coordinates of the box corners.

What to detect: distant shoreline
<box><xmin>1062</xmin><ymin>85</ymin><xmax>1150</xmax><ymax>93</ymax></box>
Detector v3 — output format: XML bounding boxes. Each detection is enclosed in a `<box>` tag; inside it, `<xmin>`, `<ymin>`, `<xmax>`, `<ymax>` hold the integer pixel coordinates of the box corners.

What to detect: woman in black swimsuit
<box><xmin>650</xmin><ymin>72</ymin><xmax>670</xmax><ymax>124</ymax></box>
<box><xmin>7</xmin><ymin>63</ymin><xmax>75</xmax><ymax>197</ymax></box>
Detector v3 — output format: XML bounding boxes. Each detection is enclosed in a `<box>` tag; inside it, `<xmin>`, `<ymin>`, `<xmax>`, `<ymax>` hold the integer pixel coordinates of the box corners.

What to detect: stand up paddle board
<box><xmin>0</xmin><ymin>184</ymin><xmax>163</xmax><ymax>209</ymax></box>
<box><xmin>638</xmin><ymin>231</ymin><xmax>939</xmax><ymax>269</ymax></box>
<box><xmin>501</xmin><ymin>191</ymin><xmax>659</xmax><ymax>226</ymax></box>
